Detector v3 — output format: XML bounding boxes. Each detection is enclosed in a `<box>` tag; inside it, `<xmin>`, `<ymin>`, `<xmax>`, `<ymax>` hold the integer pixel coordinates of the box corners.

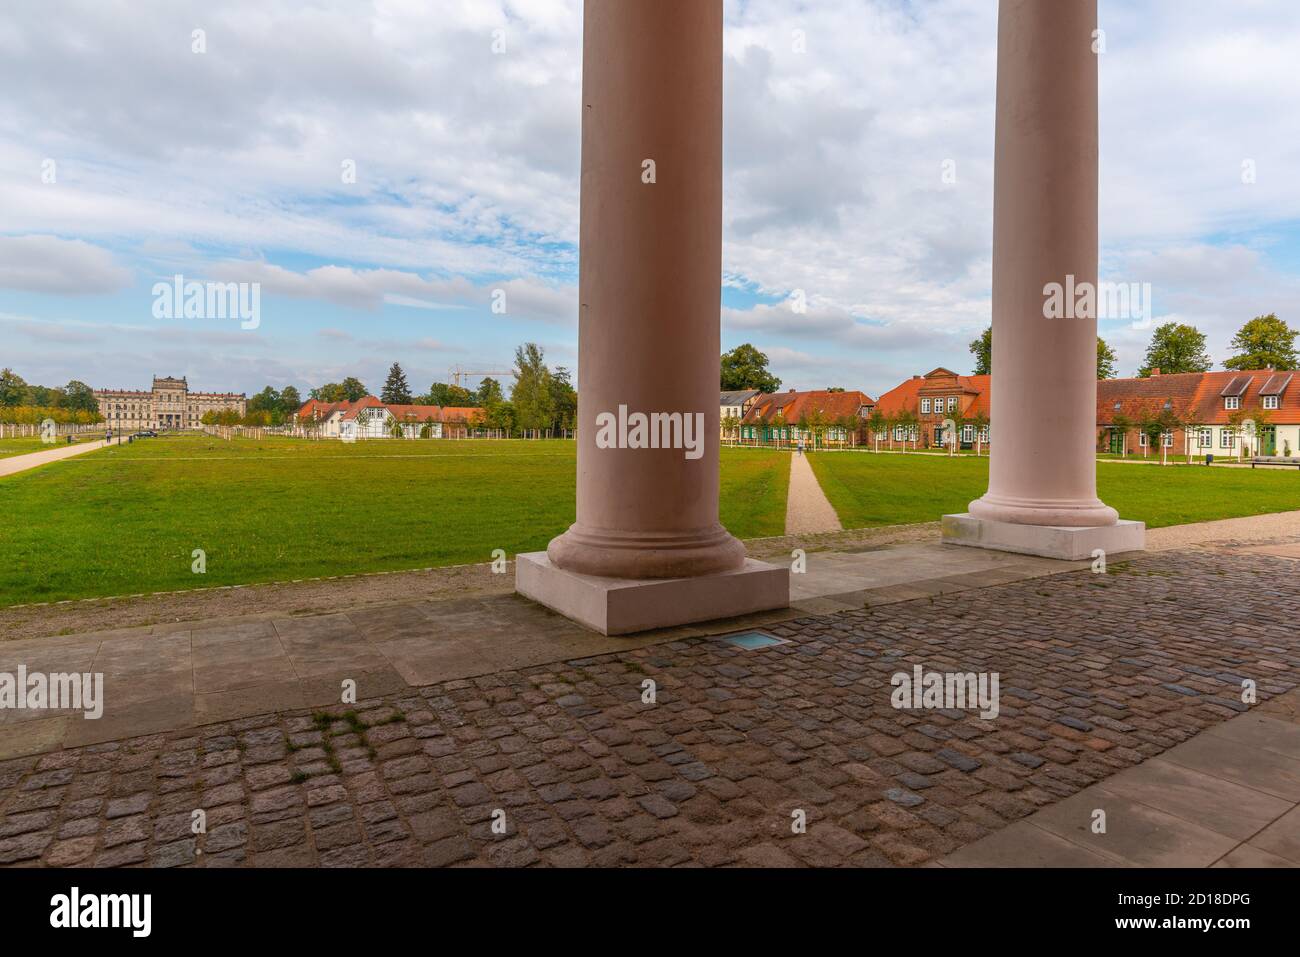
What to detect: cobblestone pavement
<box><xmin>1</xmin><ymin>548</ymin><xmax>1297</xmax><ymax>868</ymax></box>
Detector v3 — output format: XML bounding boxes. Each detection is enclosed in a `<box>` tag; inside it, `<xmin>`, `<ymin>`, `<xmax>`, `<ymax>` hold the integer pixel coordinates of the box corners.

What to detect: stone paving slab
<box><xmin>1</xmin><ymin>547</ymin><xmax>1297</xmax><ymax>868</ymax></box>
<box><xmin>943</xmin><ymin>690</ymin><xmax>1300</xmax><ymax>868</ymax></box>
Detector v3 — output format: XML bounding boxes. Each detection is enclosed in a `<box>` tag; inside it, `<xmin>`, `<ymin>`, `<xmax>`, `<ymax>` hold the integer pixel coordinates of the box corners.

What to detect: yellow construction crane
<box><xmin>449</xmin><ymin>367</ymin><xmax>515</xmax><ymax>388</ymax></box>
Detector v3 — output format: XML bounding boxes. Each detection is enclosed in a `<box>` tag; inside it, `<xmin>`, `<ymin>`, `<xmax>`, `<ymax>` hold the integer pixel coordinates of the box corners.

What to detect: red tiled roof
<box><xmin>440</xmin><ymin>406</ymin><xmax>485</xmax><ymax>424</ymax></box>
<box><xmin>740</xmin><ymin>390</ymin><xmax>874</xmax><ymax>425</ymax></box>
<box><xmin>874</xmin><ymin>374</ymin><xmax>991</xmax><ymax>418</ymax></box>
<box><xmin>381</xmin><ymin>404</ymin><xmax>443</xmax><ymax>422</ymax></box>
<box><xmin>1099</xmin><ymin>370</ymin><xmax>1299</xmax><ymax>425</ymax></box>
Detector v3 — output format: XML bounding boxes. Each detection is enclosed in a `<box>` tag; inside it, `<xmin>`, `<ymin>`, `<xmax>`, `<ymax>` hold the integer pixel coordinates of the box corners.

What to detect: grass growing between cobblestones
<box><xmin>808</xmin><ymin>450</ymin><xmax>1300</xmax><ymax>530</ymax></box>
<box><xmin>0</xmin><ymin>434</ymin><xmax>789</xmax><ymax>607</ymax></box>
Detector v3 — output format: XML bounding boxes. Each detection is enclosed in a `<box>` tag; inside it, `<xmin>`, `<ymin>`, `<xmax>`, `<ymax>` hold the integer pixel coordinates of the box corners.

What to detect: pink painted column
<box><xmin>969</xmin><ymin>0</ymin><xmax>1118</xmax><ymax>528</ymax></box>
<box><xmin>546</xmin><ymin>0</ymin><xmax>746</xmax><ymax>579</ymax></box>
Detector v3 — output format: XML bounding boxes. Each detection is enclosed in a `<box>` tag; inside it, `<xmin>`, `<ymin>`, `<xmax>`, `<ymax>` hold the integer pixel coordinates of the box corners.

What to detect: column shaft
<box><xmin>970</xmin><ymin>0</ymin><xmax>1118</xmax><ymax>528</ymax></box>
<box><xmin>547</xmin><ymin>0</ymin><xmax>745</xmax><ymax>579</ymax></box>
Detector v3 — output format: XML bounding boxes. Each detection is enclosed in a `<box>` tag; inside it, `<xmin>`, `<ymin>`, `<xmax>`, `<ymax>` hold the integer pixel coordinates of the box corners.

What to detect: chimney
<box><xmin>1150</xmin><ymin>368</ymin><xmax>1161</xmax><ymax>376</ymax></box>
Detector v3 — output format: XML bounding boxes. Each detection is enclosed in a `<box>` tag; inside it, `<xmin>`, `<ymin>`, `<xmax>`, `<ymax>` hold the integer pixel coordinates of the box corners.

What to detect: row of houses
<box><xmin>722</xmin><ymin>366</ymin><xmax>1300</xmax><ymax>458</ymax></box>
<box><xmin>721</xmin><ymin>388</ymin><xmax>878</xmax><ymax>447</ymax></box>
<box><xmin>296</xmin><ymin>397</ymin><xmax>485</xmax><ymax>440</ymax></box>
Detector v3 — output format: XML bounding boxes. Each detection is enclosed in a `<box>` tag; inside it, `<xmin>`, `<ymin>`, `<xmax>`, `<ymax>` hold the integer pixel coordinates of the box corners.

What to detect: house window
<box><xmin>1225</xmin><ymin>396</ymin><xmax>1240</xmax><ymax>410</ymax></box>
<box><xmin>1162</xmin><ymin>432</ymin><xmax>1173</xmax><ymax>448</ymax></box>
<box><xmin>979</xmin><ymin>426</ymin><xmax>989</xmax><ymax>443</ymax></box>
<box><xmin>894</xmin><ymin>426</ymin><xmax>905</xmax><ymax>441</ymax></box>
<box><xmin>921</xmin><ymin>398</ymin><xmax>931</xmax><ymax>414</ymax></box>
<box><xmin>1221</xmin><ymin>429</ymin><xmax>1236</xmax><ymax>449</ymax></box>
<box><xmin>1263</xmin><ymin>395</ymin><xmax>1279</xmax><ymax>410</ymax></box>
<box><xmin>948</xmin><ymin>397</ymin><xmax>957</xmax><ymax>413</ymax></box>
<box><xmin>1139</xmin><ymin>433</ymin><xmax>1148</xmax><ymax>448</ymax></box>
<box><xmin>962</xmin><ymin>425</ymin><xmax>974</xmax><ymax>442</ymax></box>
<box><xmin>1198</xmin><ymin>428</ymin><xmax>1212</xmax><ymax>448</ymax></box>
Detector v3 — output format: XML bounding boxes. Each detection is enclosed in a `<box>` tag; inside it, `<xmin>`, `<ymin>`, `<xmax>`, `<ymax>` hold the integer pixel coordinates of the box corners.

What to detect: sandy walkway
<box><xmin>0</xmin><ymin>439</ymin><xmax>109</xmax><ymax>478</ymax></box>
<box><xmin>1146</xmin><ymin>509</ymin><xmax>1300</xmax><ymax>550</ymax></box>
<box><xmin>785</xmin><ymin>451</ymin><xmax>843</xmax><ymax>536</ymax></box>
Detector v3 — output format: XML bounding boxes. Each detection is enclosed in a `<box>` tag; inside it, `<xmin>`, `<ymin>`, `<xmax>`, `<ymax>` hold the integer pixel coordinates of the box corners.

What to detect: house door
<box><xmin>1108</xmin><ymin>430</ymin><xmax>1124</xmax><ymax>454</ymax></box>
<box><xmin>1261</xmin><ymin>427</ymin><xmax>1277</xmax><ymax>456</ymax></box>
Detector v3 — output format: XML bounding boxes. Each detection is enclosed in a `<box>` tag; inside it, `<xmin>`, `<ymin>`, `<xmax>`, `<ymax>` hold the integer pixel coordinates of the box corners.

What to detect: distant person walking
<box><xmin>796</xmin><ymin>437</ymin><xmax>805</xmax><ymax>456</ymax></box>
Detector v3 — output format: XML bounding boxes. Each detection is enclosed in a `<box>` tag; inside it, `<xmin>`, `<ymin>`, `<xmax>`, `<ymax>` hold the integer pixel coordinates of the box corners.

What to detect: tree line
<box><xmin>969</xmin><ymin>313</ymin><xmax>1299</xmax><ymax>378</ymax></box>
<box><xmin>242</xmin><ymin>342</ymin><xmax>577</xmax><ymax>437</ymax></box>
<box><xmin>0</xmin><ymin>368</ymin><xmax>103</xmax><ymax>424</ymax></box>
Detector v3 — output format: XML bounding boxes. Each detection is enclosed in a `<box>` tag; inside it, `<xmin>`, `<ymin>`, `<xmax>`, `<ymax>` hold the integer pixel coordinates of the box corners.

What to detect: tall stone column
<box><xmin>516</xmin><ymin>0</ymin><xmax>788</xmax><ymax>633</ymax></box>
<box><xmin>944</xmin><ymin>0</ymin><xmax>1144</xmax><ymax>559</ymax></box>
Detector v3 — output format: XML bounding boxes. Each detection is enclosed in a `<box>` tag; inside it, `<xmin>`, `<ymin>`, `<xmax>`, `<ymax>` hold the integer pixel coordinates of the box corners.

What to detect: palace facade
<box><xmin>94</xmin><ymin>376</ymin><xmax>247</xmax><ymax>430</ymax></box>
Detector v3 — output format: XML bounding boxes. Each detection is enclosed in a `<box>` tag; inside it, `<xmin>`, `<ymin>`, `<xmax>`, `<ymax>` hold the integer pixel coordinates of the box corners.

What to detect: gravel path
<box><xmin>0</xmin><ymin>439</ymin><xmax>108</xmax><ymax>478</ymax></box>
<box><xmin>785</xmin><ymin>452</ymin><xmax>842</xmax><ymax>536</ymax></box>
<box><xmin>1146</xmin><ymin>509</ymin><xmax>1300</xmax><ymax>550</ymax></box>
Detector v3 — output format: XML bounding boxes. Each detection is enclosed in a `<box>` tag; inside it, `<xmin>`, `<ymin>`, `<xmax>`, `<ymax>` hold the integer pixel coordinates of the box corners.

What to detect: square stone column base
<box><xmin>516</xmin><ymin>553</ymin><xmax>790</xmax><ymax>636</ymax></box>
<box><xmin>941</xmin><ymin>513</ymin><xmax>1146</xmax><ymax>561</ymax></box>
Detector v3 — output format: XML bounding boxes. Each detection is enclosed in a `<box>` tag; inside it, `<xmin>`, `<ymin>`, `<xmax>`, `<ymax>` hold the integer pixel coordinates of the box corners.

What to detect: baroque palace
<box><xmin>94</xmin><ymin>376</ymin><xmax>247</xmax><ymax>430</ymax></box>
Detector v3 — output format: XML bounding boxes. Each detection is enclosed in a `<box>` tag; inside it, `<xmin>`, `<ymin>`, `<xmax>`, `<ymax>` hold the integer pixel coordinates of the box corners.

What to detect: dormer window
<box><xmin>1225</xmin><ymin>396</ymin><xmax>1240</xmax><ymax>410</ymax></box>
<box><xmin>1260</xmin><ymin>373</ymin><xmax>1291</xmax><ymax>410</ymax></box>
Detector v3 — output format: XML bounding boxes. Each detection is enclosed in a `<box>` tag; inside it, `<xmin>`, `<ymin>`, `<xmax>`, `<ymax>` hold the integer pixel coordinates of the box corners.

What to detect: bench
<box><xmin>1251</xmin><ymin>457</ymin><xmax>1300</xmax><ymax>469</ymax></box>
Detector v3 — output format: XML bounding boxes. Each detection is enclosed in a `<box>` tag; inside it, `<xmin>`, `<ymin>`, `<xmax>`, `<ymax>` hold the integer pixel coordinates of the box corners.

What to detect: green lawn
<box><xmin>0</xmin><ymin>439</ymin><xmax>49</xmax><ymax>460</ymax></box>
<box><xmin>808</xmin><ymin>450</ymin><xmax>1300</xmax><ymax>530</ymax></box>
<box><xmin>0</xmin><ymin>435</ymin><xmax>788</xmax><ymax>606</ymax></box>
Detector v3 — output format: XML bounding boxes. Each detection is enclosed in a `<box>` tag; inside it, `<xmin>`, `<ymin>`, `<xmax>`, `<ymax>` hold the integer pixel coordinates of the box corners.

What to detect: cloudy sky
<box><xmin>2</xmin><ymin>0</ymin><xmax>1299</xmax><ymax>400</ymax></box>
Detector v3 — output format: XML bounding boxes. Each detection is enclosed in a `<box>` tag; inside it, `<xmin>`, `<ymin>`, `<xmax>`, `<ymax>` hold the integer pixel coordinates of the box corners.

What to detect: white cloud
<box><xmin>204</xmin><ymin>261</ymin><xmax>575</xmax><ymax>322</ymax></box>
<box><xmin>0</xmin><ymin>235</ymin><xmax>131</xmax><ymax>295</ymax></box>
<box><xmin>1</xmin><ymin>0</ymin><xmax>1299</xmax><ymax>393</ymax></box>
